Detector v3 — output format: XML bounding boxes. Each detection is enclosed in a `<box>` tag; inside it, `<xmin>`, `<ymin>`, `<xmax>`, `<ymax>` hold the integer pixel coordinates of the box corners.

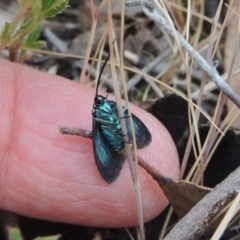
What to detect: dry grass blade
<box><xmin>135</xmin><ymin>0</ymin><xmax>240</xmax><ymax>108</ymax></box>
<box><xmin>211</xmin><ymin>193</ymin><xmax>240</xmax><ymax>240</ymax></box>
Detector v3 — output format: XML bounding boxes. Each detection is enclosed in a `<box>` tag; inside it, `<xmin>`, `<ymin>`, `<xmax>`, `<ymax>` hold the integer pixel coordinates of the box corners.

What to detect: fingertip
<box><xmin>0</xmin><ymin>59</ymin><xmax>180</xmax><ymax>227</ymax></box>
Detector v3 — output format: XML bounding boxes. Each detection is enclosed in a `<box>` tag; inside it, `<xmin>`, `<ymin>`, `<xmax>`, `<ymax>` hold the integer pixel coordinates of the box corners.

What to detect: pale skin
<box><xmin>0</xmin><ymin>59</ymin><xmax>179</xmax><ymax>227</ymax></box>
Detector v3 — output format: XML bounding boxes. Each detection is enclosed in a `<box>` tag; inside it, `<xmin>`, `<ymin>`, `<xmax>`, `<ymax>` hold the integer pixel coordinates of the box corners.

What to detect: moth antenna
<box><xmin>95</xmin><ymin>52</ymin><xmax>111</xmax><ymax>97</ymax></box>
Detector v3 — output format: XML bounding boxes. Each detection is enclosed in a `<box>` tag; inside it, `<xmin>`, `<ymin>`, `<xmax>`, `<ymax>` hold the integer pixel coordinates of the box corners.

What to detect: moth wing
<box><xmin>92</xmin><ymin>121</ymin><xmax>125</xmax><ymax>183</ymax></box>
<box><xmin>125</xmin><ymin>111</ymin><xmax>152</xmax><ymax>149</ymax></box>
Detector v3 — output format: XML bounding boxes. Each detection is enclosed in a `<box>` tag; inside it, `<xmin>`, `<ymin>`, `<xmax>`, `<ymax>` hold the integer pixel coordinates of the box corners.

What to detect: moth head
<box><xmin>94</xmin><ymin>95</ymin><xmax>106</xmax><ymax>107</ymax></box>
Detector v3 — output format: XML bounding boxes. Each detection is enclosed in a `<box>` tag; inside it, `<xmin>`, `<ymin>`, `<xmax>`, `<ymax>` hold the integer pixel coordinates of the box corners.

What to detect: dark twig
<box><xmin>58</xmin><ymin>125</ymin><xmax>92</xmax><ymax>138</ymax></box>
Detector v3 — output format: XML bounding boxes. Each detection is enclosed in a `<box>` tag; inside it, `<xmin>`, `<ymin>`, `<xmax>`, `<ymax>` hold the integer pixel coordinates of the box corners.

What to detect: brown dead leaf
<box><xmin>138</xmin><ymin>156</ymin><xmax>211</xmax><ymax>218</ymax></box>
